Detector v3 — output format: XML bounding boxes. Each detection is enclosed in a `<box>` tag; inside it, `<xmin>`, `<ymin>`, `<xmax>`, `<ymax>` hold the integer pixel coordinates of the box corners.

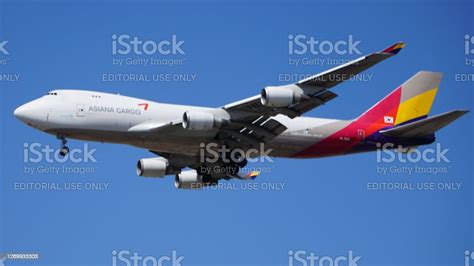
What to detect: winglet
<box><xmin>231</xmin><ymin>170</ymin><xmax>260</xmax><ymax>180</ymax></box>
<box><xmin>382</xmin><ymin>42</ymin><xmax>406</xmax><ymax>55</ymax></box>
<box><xmin>245</xmin><ymin>171</ymin><xmax>260</xmax><ymax>180</ymax></box>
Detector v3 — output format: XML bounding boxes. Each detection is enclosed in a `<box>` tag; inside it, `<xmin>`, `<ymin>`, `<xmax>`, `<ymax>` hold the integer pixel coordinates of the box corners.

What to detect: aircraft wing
<box><xmin>219</xmin><ymin>42</ymin><xmax>405</xmax><ymax>147</ymax></box>
<box><xmin>224</xmin><ymin>42</ymin><xmax>405</xmax><ymax>119</ymax></box>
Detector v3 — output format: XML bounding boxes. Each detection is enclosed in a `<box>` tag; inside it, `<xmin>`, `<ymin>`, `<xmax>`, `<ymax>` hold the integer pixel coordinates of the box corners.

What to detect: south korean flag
<box><xmin>384</xmin><ymin>116</ymin><xmax>394</xmax><ymax>124</ymax></box>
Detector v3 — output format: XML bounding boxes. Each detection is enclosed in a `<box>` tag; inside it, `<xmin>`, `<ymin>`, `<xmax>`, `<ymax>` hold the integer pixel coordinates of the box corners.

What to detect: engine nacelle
<box><xmin>260</xmin><ymin>86</ymin><xmax>303</xmax><ymax>107</ymax></box>
<box><xmin>175</xmin><ymin>170</ymin><xmax>205</xmax><ymax>189</ymax></box>
<box><xmin>136</xmin><ymin>157</ymin><xmax>169</xmax><ymax>177</ymax></box>
<box><xmin>182</xmin><ymin>111</ymin><xmax>221</xmax><ymax>131</ymax></box>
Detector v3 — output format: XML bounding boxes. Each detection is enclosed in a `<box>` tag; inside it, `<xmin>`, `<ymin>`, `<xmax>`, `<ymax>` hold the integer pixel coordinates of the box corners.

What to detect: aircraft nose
<box><xmin>14</xmin><ymin>104</ymin><xmax>28</xmax><ymax>119</ymax></box>
<box><xmin>14</xmin><ymin>99</ymin><xmax>50</xmax><ymax>129</ymax></box>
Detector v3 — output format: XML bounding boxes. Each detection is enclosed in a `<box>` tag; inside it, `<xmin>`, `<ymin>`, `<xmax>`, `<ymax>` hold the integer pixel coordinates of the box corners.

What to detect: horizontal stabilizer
<box><xmin>379</xmin><ymin>110</ymin><xmax>468</xmax><ymax>138</ymax></box>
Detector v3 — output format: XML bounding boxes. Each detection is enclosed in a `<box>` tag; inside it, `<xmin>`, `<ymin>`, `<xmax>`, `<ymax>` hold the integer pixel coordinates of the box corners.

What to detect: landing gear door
<box><xmin>76</xmin><ymin>104</ymin><xmax>85</xmax><ymax>117</ymax></box>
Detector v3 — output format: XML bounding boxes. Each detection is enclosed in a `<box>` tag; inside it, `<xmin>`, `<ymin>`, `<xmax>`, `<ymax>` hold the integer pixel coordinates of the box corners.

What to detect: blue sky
<box><xmin>0</xmin><ymin>1</ymin><xmax>473</xmax><ymax>266</ymax></box>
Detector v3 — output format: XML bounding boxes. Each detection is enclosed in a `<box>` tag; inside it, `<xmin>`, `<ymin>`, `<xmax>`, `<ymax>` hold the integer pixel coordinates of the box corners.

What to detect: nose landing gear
<box><xmin>57</xmin><ymin>135</ymin><xmax>69</xmax><ymax>157</ymax></box>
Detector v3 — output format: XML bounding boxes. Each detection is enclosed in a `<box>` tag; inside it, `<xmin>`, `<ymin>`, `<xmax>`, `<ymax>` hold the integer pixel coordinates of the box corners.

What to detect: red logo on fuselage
<box><xmin>138</xmin><ymin>103</ymin><xmax>149</xmax><ymax>111</ymax></box>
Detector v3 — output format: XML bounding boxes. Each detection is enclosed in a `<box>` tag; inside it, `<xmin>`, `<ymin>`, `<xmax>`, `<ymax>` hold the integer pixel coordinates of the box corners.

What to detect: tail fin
<box><xmin>393</xmin><ymin>71</ymin><xmax>441</xmax><ymax>125</ymax></box>
<box><xmin>356</xmin><ymin>71</ymin><xmax>441</xmax><ymax>128</ymax></box>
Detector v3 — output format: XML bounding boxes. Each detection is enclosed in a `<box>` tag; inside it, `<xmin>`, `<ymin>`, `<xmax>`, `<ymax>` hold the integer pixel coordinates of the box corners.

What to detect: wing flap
<box><xmin>128</xmin><ymin>120</ymin><xmax>182</xmax><ymax>133</ymax></box>
<box><xmin>222</xmin><ymin>117</ymin><xmax>287</xmax><ymax>147</ymax></box>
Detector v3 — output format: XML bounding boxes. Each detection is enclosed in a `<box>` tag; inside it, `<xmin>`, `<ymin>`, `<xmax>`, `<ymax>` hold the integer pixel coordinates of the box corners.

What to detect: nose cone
<box><xmin>14</xmin><ymin>99</ymin><xmax>50</xmax><ymax>129</ymax></box>
<box><xmin>14</xmin><ymin>105</ymin><xmax>28</xmax><ymax>120</ymax></box>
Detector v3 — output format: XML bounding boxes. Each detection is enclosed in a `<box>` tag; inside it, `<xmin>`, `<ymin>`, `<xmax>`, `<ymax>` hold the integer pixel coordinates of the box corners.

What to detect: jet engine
<box><xmin>175</xmin><ymin>170</ymin><xmax>216</xmax><ymax>189</ymax></box>
<box><xmin>182</xmin><ymin>111</ymin><xmax>220</xmax><ymax>130</ymax></box>
<box><xmin>260</xmin><ymin>86</ymin><xmax>303</xmax><ymax>107</ymax></box>
<box><xmin>136</xmin><ymin>157</ymin><xmax>169</xmax><ymax>177</ymax></box>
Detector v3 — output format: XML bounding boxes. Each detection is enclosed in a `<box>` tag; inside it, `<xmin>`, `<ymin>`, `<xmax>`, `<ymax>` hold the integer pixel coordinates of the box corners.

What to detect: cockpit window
<box><xmin>47</xmin><ymin>92</ymin><xmax>58</xmax><ymax>96</ymax></box>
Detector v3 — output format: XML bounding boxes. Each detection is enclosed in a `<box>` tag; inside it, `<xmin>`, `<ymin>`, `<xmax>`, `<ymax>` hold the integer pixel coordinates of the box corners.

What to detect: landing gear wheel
<box><xmin>59</xmin><ymin>146</ymin><xmax>69</xmax><ymax>157</ymax></box>
<box><xmin>202</xmin><ymin>174</ymin><xmax>213</xmax><ymax>183</ymax></box>
<box><xmin>57</xmin><ymin>134</ymin><xmax>69</xmax><ymax>157</ymax></box>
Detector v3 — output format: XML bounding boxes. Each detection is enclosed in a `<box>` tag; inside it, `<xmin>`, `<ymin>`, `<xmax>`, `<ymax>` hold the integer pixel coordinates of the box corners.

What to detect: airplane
<box><xmin>14</xmin><ymin>42</ymin><xmax>468</xmax><ymax>189</ymax></box>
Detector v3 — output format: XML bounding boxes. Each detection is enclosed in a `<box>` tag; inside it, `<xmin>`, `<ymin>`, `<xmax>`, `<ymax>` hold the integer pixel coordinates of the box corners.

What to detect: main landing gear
<box><xmin>57</xmin><ymin>135</ymin><xmax>69</xmax><ymax>157</ymax></box>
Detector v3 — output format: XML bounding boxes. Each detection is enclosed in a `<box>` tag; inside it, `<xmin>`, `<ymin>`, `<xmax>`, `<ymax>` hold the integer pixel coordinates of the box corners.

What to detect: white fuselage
<box><xmin>14</xmin><ymin>90</ymin><xmax>348</xmax><ymax>157</ymax></box>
